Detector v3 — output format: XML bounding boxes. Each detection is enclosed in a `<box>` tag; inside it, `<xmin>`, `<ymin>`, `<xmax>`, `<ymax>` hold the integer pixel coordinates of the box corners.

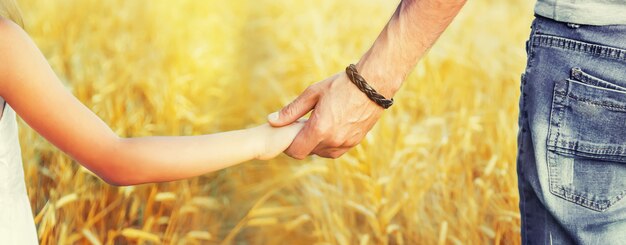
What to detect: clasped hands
<box><xmin>267</xmin><ymin>71</ymin><xmax>386</xmax><ymax>159</ymax></box>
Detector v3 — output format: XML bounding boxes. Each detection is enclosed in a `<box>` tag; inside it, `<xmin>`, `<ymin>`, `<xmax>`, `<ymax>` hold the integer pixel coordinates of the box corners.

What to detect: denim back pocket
<box><xmin>547</xmin><ymin>68</ymin><xmax>626</xmax><ymax>212</ymax></box>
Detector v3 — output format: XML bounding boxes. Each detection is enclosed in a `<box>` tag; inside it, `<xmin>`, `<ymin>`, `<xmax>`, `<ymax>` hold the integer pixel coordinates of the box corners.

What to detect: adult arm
<box><xmin>268</xmin><ymin>0</ymin><xmax>467</xmax><ymax>159</ymax></box>
<box><xmin>0</xmin><ymin>19</ymin><xmax>303</xmax><ymax>186</ymax></box>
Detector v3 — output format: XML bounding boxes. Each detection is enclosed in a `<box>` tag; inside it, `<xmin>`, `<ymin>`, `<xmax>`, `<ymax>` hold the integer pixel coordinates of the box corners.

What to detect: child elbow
<box><xmin>100</xmin><ymin>172</ymin><xmax>133</xmax><ymax>186</ymax></box>
<box><xmin>95</xmin><ymin>163</ymin><xmax>141</xmax><ymax>186</ymax></box>
<box><xmin>413</xmin><ymin>0</ymin><xmax>467</xmax><ymax>7</ymax></box>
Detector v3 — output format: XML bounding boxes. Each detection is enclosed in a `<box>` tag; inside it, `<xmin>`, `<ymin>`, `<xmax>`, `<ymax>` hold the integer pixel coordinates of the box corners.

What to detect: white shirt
<box><xmin>0</xmin><ymin>102</ymin><xmax>38</xmax><ymax>244</ymax></box>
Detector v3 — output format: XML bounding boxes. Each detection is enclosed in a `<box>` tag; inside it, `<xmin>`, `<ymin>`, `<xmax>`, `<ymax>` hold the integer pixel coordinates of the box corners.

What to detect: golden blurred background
<box><xmin>17</xmin><ymin>0</ymin><xmax>533</xmax><ymax>244</ymax></box>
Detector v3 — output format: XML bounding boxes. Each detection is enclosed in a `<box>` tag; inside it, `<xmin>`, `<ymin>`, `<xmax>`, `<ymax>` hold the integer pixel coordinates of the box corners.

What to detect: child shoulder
<box><xmin>0</xmin><ymin>17</ymin><xmax>23</xmax><ymax>68</ymax></box>
<box><xmin>0</xmin><ymin>17</ymin><xmax>28</xmax><ymax>45</ymax></box>
<box><xmin>0</xmin><ymin>17</ymin><xmax>31</xmax><ymax>58</ymax></box>
<box><xmin>0</xmin><ymin>17</ymin><xmax>36</xmax><ymax>93</ymax></box>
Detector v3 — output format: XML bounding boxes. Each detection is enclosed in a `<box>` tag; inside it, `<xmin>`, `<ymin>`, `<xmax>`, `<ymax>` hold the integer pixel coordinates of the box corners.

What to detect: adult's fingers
<box><xmin>284</xmin><ymin>120</ymin><xmax>322</xmax><ymax>160</ymax></box>
<box><xmin>313</xmin><ymin>147</ymin><xmax>350</xmax><ymax>159</ymax></box>
<box><xmin>268</xmin><ymin>85</ymin><xmax>319</xmax><ymax>127</ymax></box>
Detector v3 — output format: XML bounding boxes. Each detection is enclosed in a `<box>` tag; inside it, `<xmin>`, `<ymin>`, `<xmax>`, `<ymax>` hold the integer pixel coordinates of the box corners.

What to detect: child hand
<box><xmin>253</xmin><ymin>120</ymin><xmax>306</xmax><ymax>160</ymax></box>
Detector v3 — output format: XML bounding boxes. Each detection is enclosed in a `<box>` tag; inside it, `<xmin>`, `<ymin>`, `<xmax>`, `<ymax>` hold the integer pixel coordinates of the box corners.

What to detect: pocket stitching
<box><xmin>547</xmin><ymin>80</ymin><xmax>568</xmax><ymax>148</ymax></box>
<box><xmin>547</xmin><ymin>79</ymin><xmax>626</xmax><ymax>212</ymax></box>
<box><xmin>546</xmin><ymin>80</ymin><xmax>566</xmax><ymax>203</ymax></box>
<box><xmin>567</xmin><ymin>93</ymin><xmax>626</xmax><ymax>111</ymax></box>
<box><xmin>572</xmin><ymin>68</ymin><xmax>626</xmax><ymax>92</ymax></box>
<box><xmin>553</xmin><ymin>77</ymin><xmax>626</xmax><ymax>157</ymax></box>
<box><xmin>567</xmin><ymin>68</ymin><xmax>626</xmax><ymax>112</ymax></box>
<box><xmin>551</xmin><ymin>142</ymin><xmax>626</xmax><ymax>158</ymax></box>
<box><xmin>547</xmin><ymin>173</ymin><xmax>625</xmax><ymax>212</ymax></box>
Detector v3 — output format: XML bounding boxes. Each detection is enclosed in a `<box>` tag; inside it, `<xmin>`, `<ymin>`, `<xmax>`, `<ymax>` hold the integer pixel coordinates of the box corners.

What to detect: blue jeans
<box><xmin>518</xmin><ymin>16</ymin><xmax>626</xmax><ymax>244</ymax></box>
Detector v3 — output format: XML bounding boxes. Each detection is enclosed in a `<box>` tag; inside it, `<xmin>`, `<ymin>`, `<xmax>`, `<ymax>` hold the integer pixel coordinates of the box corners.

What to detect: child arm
<box><xmin>105</xmin><ymin>122</ymin><xmax>303</xmax><ymax>185</ymax></box>
<box><xmin>0</xmin><ymin>19</ymin><xmax>303</xmax><ymax>186</ymax></box>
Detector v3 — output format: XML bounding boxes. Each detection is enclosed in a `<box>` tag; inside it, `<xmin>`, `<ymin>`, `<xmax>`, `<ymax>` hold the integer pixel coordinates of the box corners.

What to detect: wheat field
<box><xmin>16</xmin><ymin>0</ymin><xmax>533</xmax><ymax>244</ymax></box>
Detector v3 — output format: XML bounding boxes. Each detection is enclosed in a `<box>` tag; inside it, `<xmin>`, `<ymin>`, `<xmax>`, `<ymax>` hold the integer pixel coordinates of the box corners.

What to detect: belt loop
<box><xmin>567</xmin><ymin>23</ymin><xmax>581</xmax><ymax>29</ymax></box>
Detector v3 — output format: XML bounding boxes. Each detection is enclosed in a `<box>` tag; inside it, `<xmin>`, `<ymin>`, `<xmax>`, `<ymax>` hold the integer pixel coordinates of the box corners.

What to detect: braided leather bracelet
<box><xmin>345</xmin><ymin>64</ymin><xmax>394</xmax><ymax>109</ymax></box>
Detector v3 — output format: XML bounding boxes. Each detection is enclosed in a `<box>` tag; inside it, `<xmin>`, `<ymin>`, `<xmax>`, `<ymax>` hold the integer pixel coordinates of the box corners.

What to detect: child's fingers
<box><xmin>284</xmin><ymin>121</ymin><xmax>321</xmax><ymax>160</ymax></box>
<box><xmin>285</xmin><ymin>121</ymin><xmax>306</xmax><ymax>138</ymax></box>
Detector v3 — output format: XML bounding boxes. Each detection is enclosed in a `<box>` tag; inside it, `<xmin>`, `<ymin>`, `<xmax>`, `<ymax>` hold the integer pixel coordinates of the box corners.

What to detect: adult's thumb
<box><xmin>268</xmin><ymin>88</ymin><xmax>318</xmax><ymax>127</ymax></box>
<box><xmin>267</xmin><ymin>111</ymin><xmax>282</xmax><ymax>124</ymax></box>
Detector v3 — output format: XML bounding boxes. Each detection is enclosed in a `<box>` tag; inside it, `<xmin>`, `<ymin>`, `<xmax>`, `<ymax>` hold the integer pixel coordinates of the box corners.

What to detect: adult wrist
<box><xmin>355</xmin><ymin>58</ymin><xmax>403</xmax><ymax>99</ymax></box>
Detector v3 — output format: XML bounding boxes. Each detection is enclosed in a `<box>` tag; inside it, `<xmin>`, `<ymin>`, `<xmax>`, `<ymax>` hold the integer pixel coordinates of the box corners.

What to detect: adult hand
<box><xmin>266</xmin><ymin>0</ymin><xmax>466</xmax><ymax>159</ymax></box>
<box><xmin>267</xmin><ymin>71</ymin><xmax>389</xmax><ymax>159</ymax></box>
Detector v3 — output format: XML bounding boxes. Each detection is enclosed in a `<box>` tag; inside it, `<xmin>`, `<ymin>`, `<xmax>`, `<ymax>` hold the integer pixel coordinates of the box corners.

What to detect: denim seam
<box><xmin>547</xmin><ymin>152</ymin><xmax>623</xmax><ymax>212</ymax></box>
<box><xmin>552</xmin><ymin>81</ymin><xmax>568</xmax><ymax>152</ymax></box>
<box><xmin>526</xmin><ymin>43</ymin><xmax>535</xmax><ymax>70</ymax></box>
<box><xmin>549</xmin><ymin>144</ymin><xmax>626</xmax><ymax>159</ymax></box>
<box><xmin>547</xmin><ymin>81</ymin><xmax>568</xmax><ymax>196</ymax></box>
<box><xmin>566</xmin><ymin>93</ymin><xmax>626</xmax><ymax>111</ymax></box>
<box><xmin>517</xmin><ymin>73</ymin><xmax>529</xmax><ymax>244</ymax></box>
<box><xmin>571</xmin><ymin>68</ymin><xmax>626</xmax><ymax>92</ymax></box>
<box><xmin>553</xmin><ymin>182</ymin><xmax>625</xmax><ymax>212</ymax></box>
<box><xmin>533</xmin><ymin>34</ymin><xmax>626</xmax><ymax>61</ymax></box>
<box><xmin>525</xmin><ymin>19</ymin><xmax>541</xmax><ymax>70</ymax></box>
<box><xmin>520</xmin><ymin>175</ymin><xmax>529</xmax><ymax>244</ymax></box>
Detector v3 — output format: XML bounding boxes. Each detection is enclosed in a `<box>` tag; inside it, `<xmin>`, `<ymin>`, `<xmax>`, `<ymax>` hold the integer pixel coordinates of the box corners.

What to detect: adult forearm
<box><xmin>356</xmin><ymin>0</ymin><xmax>466</xmax><ymax>97</ymax></box>
<box><xmin>267</xmin><ymin>0</ymin><xmax>466</xmax><ymax>159</ymax></box>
